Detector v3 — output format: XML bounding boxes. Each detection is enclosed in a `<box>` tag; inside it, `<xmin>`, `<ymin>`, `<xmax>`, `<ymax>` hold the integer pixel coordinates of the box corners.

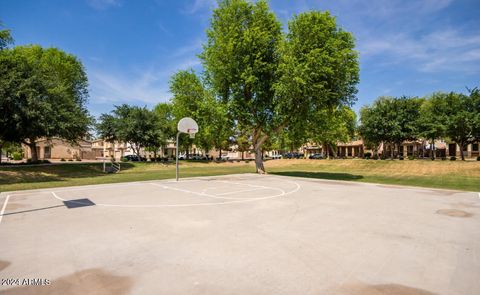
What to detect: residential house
<box><xmin>23</xmin><ymin>138</ymin><xmax>95</xmax><ymax>160</ymax></box>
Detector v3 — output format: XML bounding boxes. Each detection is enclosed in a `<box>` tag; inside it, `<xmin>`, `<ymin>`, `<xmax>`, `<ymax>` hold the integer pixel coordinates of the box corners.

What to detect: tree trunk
<box><xmin>0</xmin><ymin>143</ymin><xmax>2</xmax><ymax>164</ymax></box>
<box><xmin>153</xmin><ymin>150</ymin><xmax>157</xmax><ymax>162</ymax></box>
<box><xmin>253</xmin><ymin>130</ymin><xmax>268</xmax><ymax>174</ymax></box>
<box><xmin>218</xmin><ymin>148</ymin><xmax>222</xmax><ymax>160</ymax></box>
<box><xmin>430</xmin><ymin>138</ymin><xmax>435</xmax><ymax>160</ymax></box>
<box><xmin>241</xmin><ymin>151</ymin><xmax>244</xmax><ymax>160</ymax></box>
<box><xmin>459</xmin><ymin>142</ymin><xmax>465</xmax><ymax>160</ymax></box>
<box><xmin>390</xmin><ymin>143</ymin><xmax>394</xmax><ymax>159</ymax></box>
<box><xmin>254</xmin><ymin>146</ymin><xmax>265</xmax><ymax>174</ymax></box>
<box><xmin>29</xmin><ymin>141</ymin><xmax>38</xmax><ymax>162</ymax></box>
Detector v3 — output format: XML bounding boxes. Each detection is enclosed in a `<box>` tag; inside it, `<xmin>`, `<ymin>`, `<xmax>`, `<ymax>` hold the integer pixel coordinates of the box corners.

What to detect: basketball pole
<box><xmin>176</xmin><ymin>131</ymin><xmax>180</xmax><ymax>181</ymax></box>
<box><xmin>175</xmin><ymin>117</ymin><xmax>198</xmax><ymax>182</ymax></box>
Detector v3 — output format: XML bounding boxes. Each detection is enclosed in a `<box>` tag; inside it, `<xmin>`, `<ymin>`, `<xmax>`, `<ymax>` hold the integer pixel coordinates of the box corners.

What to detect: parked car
<box><xmin>191</xmin><ymin>154</ymin><xmax>208</xmax><ymax>160</ymax></box>
<box><xmin>284</xmin><ymin>152</ymin><xmax>304</xmax><ymax>159</ymax></box>
<box><xmin>270</xmin><ymin>154</ymin><xmax>282</xmax><ymax>159</ymax></box>
<box><xmin>123</xmin><ymin>155</ymin><xmax>145</xmax><ymax>161</ymax></box>
<box><xmin>309</xmin><ymin>153</ymin><xmax>324</xmax><ymax>159</ymax></box>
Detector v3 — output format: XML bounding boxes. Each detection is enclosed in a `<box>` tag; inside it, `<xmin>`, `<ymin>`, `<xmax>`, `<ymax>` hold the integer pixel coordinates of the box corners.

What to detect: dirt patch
<box><xmin>0</xmin><ymin>260</ymin><xmax>11</xmax><ymax>271</ymax></box>
<box><xmin>339</xmin><ymin>282</ymin><xmax>437</xmax><ymax>295</ymax></box>
<box><xmin>436</xmin><ymin>209</ymin><xmax>473</xmax><ymax>218</ymax></box>
<box><xmin>2</xmin><ymin>268</ymin><xmax>133</xmax><ymax>295</ymax></box>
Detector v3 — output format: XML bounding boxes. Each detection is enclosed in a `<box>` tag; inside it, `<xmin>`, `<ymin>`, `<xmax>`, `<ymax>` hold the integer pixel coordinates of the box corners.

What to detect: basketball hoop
<box><xmin>176</xmin><ymin>118</ymin><xmax>199</xmax><ymax>181</ymax></box>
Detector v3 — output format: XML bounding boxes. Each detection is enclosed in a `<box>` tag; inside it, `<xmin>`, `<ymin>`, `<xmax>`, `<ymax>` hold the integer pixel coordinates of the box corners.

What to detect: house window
<box><xmin>473</xmin><ymin>143</ymin><xmax>479</xmax><ymax>152</ymax></box>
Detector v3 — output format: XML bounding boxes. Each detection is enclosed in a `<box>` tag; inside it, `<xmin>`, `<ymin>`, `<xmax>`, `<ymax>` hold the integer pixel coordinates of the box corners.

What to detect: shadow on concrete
<box><xmin>63</xmin><ymin>198</ymin><xmax>96</xmax><ymax>209</ymax></box>
<box><xmin>271</xmin><ymin>171</ymin><xmax>363</xmax><ymax>181</ymax></box>
<box><xmin>1</xmin><ymin>204</ymin><xmax>65</xmax><ymax>216</ymax></box>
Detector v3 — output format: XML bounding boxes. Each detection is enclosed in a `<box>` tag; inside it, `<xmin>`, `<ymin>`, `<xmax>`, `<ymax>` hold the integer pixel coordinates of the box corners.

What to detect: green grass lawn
<box><xmin>0</xmin><ymin>159</ymin><xmax>479</xmax><ymax>192</ymax></box>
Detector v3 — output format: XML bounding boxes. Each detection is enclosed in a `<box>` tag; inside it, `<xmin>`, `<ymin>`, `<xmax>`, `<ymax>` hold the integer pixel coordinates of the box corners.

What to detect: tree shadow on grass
<box><xmin>0</xmin><ymin>163</ymin><xmax>136</xmax><ymax>185</ymax></box>
<box><xmin>271</xmin><ymin>171</ymin><xmax>363</xmax><ymax>181</ymax></box>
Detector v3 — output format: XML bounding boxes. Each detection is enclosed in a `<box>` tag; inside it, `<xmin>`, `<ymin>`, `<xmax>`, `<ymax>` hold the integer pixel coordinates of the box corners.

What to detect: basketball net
<box><xmin>188</xmin><ymin>128</ymin><xmax>197</xmax><ymax>138</ymax></box>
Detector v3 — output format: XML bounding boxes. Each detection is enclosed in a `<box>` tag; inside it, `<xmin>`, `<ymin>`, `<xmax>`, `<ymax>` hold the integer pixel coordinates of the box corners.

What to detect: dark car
<box><xmin>284</xmin><ymin>152</ymin><xmax>304</xmax><ymax>159</ymax></box>
<box><xmin>309</xmin><ymin>153</ymin><xmax>324</xmax><ymax>159</ymax></box>
<box><xmin>123</xmin><ymin>155</ymin><xmax>145</xmax><ymax>161</ymax></box>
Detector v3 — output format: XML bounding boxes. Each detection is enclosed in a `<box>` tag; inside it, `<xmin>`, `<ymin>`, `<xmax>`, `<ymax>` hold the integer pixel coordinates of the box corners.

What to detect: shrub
<box><xmin>408</xmin><ymin>156</ymin><xmax>414</xmax><ymax>160</ymax></box>
<box><xmin>372</xmin><ymin>154</ymin><xmax>379</xmax><ymax>160</ymax></box>
<box><xmin>68</xmin><ymin>159</ymin><xmax>74</xmax><ymax>161</ymax></box>
<box><xmin>364</xmin><ymin>152</ymin><xmax>371</xmax><ymax>159</ymax></box>
<box><xmin>450</xmin><ymin>156</ymin><xmax>456</xmax><ymax>161</ymax></box>
<box><xmin>441</xmin><ymin>157</ymin><xmax>447</xmax><ymax>161</ymax></box>
<box><xmin>399</xmin><ymin>156</ymin><xmax>404</xmax><ymax>160</ymax></box>
<box><xmin>75</xmin><ymin>158</ymin><xmax>82</xmax><ymax>161</ymax></box>
<box><xmin>12</xmin><ymin>151</ymin><xmax>23</xmax><ymax>160</ymax></box>
<box><xmin>60</xmin><ymin>158</ymin><xmax>66</xmax><ymax>161</ymax></box>
<box><xmin>42</xmin><ymin>160</ymin><xmax>50</xmax><ymax>163</ymax></box>
<box><xmin>121</xmin><ymin>157</ymin><xmax>128</xmax><ymax>162</ymax></box>
<box><xmin>477</xmin><ymin>156</ymin><xmax>480</xmax><ymax>161</ymax></box>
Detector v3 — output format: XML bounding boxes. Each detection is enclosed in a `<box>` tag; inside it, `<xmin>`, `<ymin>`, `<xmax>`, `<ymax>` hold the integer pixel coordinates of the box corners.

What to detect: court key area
<box><xmin>0</xmin><ymin>174</ymin><xmax>479</xmax><ymax>294</ymax></box>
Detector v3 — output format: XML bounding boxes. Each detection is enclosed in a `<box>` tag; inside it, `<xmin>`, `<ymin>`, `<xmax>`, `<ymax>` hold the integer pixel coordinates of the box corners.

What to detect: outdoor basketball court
<box><xmin>1</xmin><ymin>173</ymin><xmax>479</xmax><ymax>294</ymax></box>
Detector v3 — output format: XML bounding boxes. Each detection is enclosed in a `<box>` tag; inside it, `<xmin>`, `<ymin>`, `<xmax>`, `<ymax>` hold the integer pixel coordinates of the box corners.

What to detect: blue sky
<box><xmin>2</xmin><ymin>0</ymin><xmax>479</xmax><ymax>117</ymax></box>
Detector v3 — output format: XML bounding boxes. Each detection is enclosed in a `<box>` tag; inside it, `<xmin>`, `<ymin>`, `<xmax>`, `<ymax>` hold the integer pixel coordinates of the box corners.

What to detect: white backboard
<box><xmin>177</xmin><ymin>117</ymin><xmax>198</xmax><ymax>134</ymax></box>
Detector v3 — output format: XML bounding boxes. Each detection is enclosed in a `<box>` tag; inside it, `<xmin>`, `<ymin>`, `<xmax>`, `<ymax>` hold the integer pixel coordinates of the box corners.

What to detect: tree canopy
<box><xmin>201</xmin><ymin>0</ymin><xmax>359</xmax><ymax>172</ymax></box>
<box><xmin>0</xmin><ymin>45</ymin><xmax>92</xmax><ymax>162</ymax></box>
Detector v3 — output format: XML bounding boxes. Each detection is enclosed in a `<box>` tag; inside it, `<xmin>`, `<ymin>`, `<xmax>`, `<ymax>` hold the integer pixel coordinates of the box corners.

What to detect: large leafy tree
<box><xmin>201</xmin><ymin>1</ymin><xmax>359</xmax><ymax>173</ymax></box>
<box><xmin>153</xmin><ymin>102</ymin><xmax>177</xmax><ymax>157</ymax></box>
<box><xmin>417</xmin><ymin>93</ymin><xmax>448</xmax><ymax>159</ymax></box>
<box><xmin>200</xmin><ymin>0</ymin><xmax>282</xmax><ymax>172</ymax></box>
<box><xmin>442</xmin><ymin>90</ymin><xmax>480</xmax><ymax>160</ymax></box>
<box><xmin>196</xmin><ymin>92</ymin><xmax>232</xmax><ymax>157</ymax></box>
<box><xmin>170</xmin><ymin>69</ymin><xmax>232</xmax><ymax>158</ymax></box>
<box><xmin>309</xmin><ymin>106</ymin><xmax>357</xmax><ymax>158</ymax></box>
<box><xmin>358</xmin><ymin>105</ymin><xmax>384</xmax><ymax>156</ymax></box>
<box><xmin>359</xmin><ymin>96</ymin><xmax>422</xmax><ymax>158</ymax></box>
<box><xmin>98</xmin><ymin>105</ymin><xmax>159</xmax><ymax>159</ymax></box>
<box><xmin>0</xmin><ymin>22</ymin><xmax>13</xmax><ymax>163</ymax></box>
<box><xmin>0</xmin><ymin>45</ymin><xmax>92</xmax><ymax>162</ymax></box>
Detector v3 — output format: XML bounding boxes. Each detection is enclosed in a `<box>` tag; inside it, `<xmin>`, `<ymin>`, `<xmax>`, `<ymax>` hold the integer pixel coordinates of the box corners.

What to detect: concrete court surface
<box><xmin>0</xmin><ymin>174</ymin><xmax>479</xmax><ymax>295</ymax></box>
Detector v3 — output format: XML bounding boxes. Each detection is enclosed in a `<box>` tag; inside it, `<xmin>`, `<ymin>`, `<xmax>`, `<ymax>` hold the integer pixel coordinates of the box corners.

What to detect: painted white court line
<box><xmin>51</xmin><ymin>180</ymin><xmax>301</xmax><ymax>208</ymax></box>
<box><xmin>0</xmin><ymin>195</ymin><xmax>11</xmax><ymax>224</ymax></box>
<box><xmin>215</xmin><ymin>187</ymin><xmax>266</xmax><ymax>196</ymax></box>
<box><xmin>5</xmin><ymin>182</ymin><xmax>145</xmax><ymax>197</ymax></box>
<box><xmin>149</xmin><ymin>183</ymin><xmax>274</xmax><ymax>200</ymax></box>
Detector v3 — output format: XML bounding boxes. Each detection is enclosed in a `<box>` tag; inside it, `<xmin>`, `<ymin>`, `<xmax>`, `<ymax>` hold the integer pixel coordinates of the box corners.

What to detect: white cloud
<box><xmin>358</xmin><ymin>28</ymin><xmax>480</xmax><ymax>73</ymax></box>
<box><xmin>89</xmin><ymin>69</ymin><xmax>170</xmax><ymax>105</ymax></box>
<box><xmin>87</xmin><ymin>40</ymin><xmax>203</xmax><ymax>108</ymax></box>
<box><xmin>86</xmin><ymin>0</ymin><xmax>120</xmax><ymax>10</ymax></box>
<box><xmin>182</xmin><ymin>0</ymin><xmax>216</xmax><ymax>14</ymax></box>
